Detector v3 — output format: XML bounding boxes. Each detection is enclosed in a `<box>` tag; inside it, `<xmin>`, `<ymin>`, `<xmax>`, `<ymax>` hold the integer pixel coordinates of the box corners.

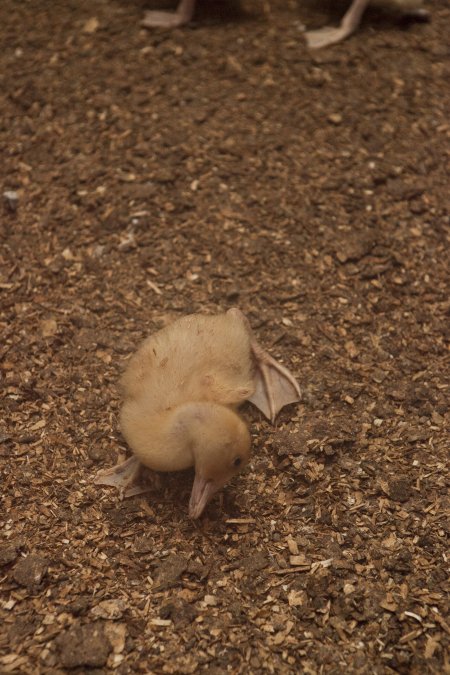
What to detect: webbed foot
<box><xmin>141</xmin><ymin>0</ymin><xmax>196</xmax><ymax>29</ymax></box>
<box><xmin>305</xmin><ymin>25</ymin><xmax>351</xmax><ymax>49</ymax></box>
<box><xmin>93</xmin><ymin>456</ymin><xmax>154</xmax><ymax>498</ymax></box>
<box><xmin>142</xmin><ymin>10</ymin><xmax>189</xmax><ymax>29</ymax></box>
<box><xmin>250</xmin><ymin>341</ymin><xmax>301</xmax><ymax>423</ymax></box>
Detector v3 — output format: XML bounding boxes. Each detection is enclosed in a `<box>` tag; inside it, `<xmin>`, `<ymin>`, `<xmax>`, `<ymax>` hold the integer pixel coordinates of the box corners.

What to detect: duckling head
<box><xmin>186</xmin><ymin>404</ymin><xmax>251</xmax><ymax>518</ymax></box>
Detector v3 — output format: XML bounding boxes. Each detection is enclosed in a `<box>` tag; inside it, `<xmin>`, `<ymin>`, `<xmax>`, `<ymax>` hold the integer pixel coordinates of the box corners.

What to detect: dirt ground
<box><xmin>1</xmin><ymin>0</ymin><xmax>449</xmax><ymax>673</ymax></box>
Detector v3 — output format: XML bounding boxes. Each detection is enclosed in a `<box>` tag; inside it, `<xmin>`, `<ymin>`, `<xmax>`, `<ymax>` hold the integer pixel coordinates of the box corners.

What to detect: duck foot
<box><xmin>250</xmin><ymin>340</ymin><xmax>301</xmax><ymax>423</ymax></box>
<box><xmin>305</xmin><ymin>0</ymin><xmax>429</xmax><ymax>49</ymax></box>
<box><xmin>305</xmin><ymin>0</ymin><xmax>370</xmax><ymax>48</ymax></box>
<box><xmin>142</xmin><ymin>0</ymin><xmax>196</xmax><ymax>29</ymax></box>
<box><xmin>305</xmin><ymin>25</ymin><xmax>354</xmax><ymax>49</ymax></box>
<box><xmin>93</xmin><ymin>455</ymin><xmax>155</xmax><ymax>498</ymax></box>
<box><xmin>226</xmin><ymin>307</ymin><xmax>301</xmax><ymax>423</ymax></box>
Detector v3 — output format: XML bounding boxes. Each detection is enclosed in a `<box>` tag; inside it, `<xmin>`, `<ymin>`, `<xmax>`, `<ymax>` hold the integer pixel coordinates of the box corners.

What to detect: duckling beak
<box><xmin>189</xmin><ymin>476</ymin><xmax>218</xmax><ymax>519</ymax></box>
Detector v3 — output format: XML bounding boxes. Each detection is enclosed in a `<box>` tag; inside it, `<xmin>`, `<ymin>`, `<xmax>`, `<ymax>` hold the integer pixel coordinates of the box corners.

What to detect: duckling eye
<box><xmin>233</xmin><ymin>457</ymin><xmax>242</xmax><ymax>468</ymax></box>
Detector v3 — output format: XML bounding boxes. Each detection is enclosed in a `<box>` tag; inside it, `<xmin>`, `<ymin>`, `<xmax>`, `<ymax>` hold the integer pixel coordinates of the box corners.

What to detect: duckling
<box><xmin>94</xmin><ymin>308</ymin><xmax>301</xmax><ymax>518</ymax></box>
<box><xmin>142</xmin><ymin>0</ymin><xmax>196</xmax><ymax>29</ymax></box>
<box><xmin>305</xmin><ymin>0</ymin><xmax>429</xmax><ymax>49</ymax></box>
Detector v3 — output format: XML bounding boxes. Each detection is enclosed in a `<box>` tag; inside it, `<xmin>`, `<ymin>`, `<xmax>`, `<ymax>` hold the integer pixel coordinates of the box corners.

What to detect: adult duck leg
<box><xmin>305</xmin><ymin>0</ymin><xmax>371</xmax><ymax>49</ymax></box>
<box><xmin>142</xmin><ymin>0</ymin><xmax>196</xmax><ymax>29</ymax></box>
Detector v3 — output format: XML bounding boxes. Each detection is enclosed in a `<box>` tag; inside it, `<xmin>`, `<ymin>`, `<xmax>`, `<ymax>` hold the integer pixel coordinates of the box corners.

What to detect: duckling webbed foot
<box><xmin>94</xmin><ymin>456</ymin><xmax>152</xmax><ymax>498</ymax></box>
<box><xmin>226</xmin><ymin>307</ymin><xmax>301</xmax><ymax>422</ymax></box>
<box><xmin>249</xmin><ymin>341</ymin><xmax>301</xmax><ymax>423</ymax></box>
<box><xmin>142</xmin><ymin>0</ymin><xmax>196</xmax><ymax>28</ymax></box>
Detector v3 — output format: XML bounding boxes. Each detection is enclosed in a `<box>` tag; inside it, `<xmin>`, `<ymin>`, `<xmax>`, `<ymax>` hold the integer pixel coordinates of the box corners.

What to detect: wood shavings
<box><xmin>1</xmin><ymin>2</ymin><xmax>448</xmax><ymax>672</ymax></box>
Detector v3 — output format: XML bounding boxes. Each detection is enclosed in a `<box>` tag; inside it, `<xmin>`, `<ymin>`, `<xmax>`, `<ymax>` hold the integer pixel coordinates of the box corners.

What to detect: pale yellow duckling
<box><xmin>305</xmin><ymin>0</ymin><xmax>429</xmax><ymax>49</ymax></box>
<box><xmin>94</xmin><ymin>308</ymin><xmax>301</xmax><ymax>518</ymax></box>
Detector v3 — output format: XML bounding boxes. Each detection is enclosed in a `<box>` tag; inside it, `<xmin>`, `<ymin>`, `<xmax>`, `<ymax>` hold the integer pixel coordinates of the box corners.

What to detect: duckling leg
<box><xmin>94</xmin><ymin>456</ymin><xmax>140</xmax><ymax>488</ymax></box>
<box><xmin>142</xmin><ymin>0</ymin><xmax>196</xmax><ymax>29</ymax></box>
<box><xmin>250</xmin><ymin>341</ymin><xmax>301</xmax><ymax>423</ymax></box>
<box><xmin>305</xmin><ymin>0</ymin><xmax>370</xmax><ymax>49</ymax></box>
<box><xmin>93</xmin><ymin>456</ymin><xmax>152</xmax><ymax>498</ymax></box>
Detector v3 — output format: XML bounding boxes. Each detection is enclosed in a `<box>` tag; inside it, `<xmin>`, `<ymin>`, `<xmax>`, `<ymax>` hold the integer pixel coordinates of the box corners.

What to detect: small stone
<box><xmin>187</xmin><ymin>559</ymin><xmax>209</xmax><ymax>579</ymax></box>
<box><xmin>62</xmin><ymin>248</ymin><xmax>74</xmax><ymax>261</ymax></box>
<box><xmin>41</xmin><ymin>319</ymin><xmax>58</xmax><ymax>337</ymax></box>
<box><xmin>67</xmin><ymin>597</ymin><xmax>90</xmax><ymax>616</ymax></box>
<box><xmin>385</xmin><ymin>549</ymin><xmax>412</xmax><ymax>574</ymax></box>
<box><xmin>91</xmin><ymin>599</ymin><xmax>127</xmax><ymax>620</ymax></box>
<box><xmin>133</xmin><ymin>536</ymin><xmax>155</xmax><ymax>554</ymax></box>
<box><xmin>240</xmin><ymin>552</ymin><xmax>268</xmax><ymax>574</ymax></box>
<box><xmin>328</xmin><ymin>113</ymin><xmax>343</xmax><ymax>125</ymax></box>
<box><xmin>83</xmin><ymin>17</ymin><xmax>99</xmax><ymax>34</ymax></box>
<box><xmin>87</xmin><ymin>444</ymin><xmax>107</xmax><ymax>462</ymax></box>
<box><xmin>271</xmin><ymin>429</ymin><xmax>306</xmax><ymax>457</ymax></box>
<box><xmin>380</xmin><ymin>592</ymin><xmax>398</xmax><ymax>612</ymax></box>
<box><xmin>55</xmin><ymin>623</ymin><xmax>111</xmax><ymax>668</ymax></box>
<box><xmin>387</xmin><ymin>478</ymin><xmax>412</xmax><ymax>503</ymax></box>
<box><xmin>103</xmin><ymin>622</ymin><xmax>126</xmax><ymax>655</ymax></box>
<box><xmin>203</xmin><ymin>595</ymin><xmax>217</xmax><ymax>607</ymax></box>
<box><xmin>159</xmin><ymin>598</ymin><xmax>197</xmax><ymax>627</ymax></box>
<box><xmin>288</xmin><ymin>590</ymin><xmax>307</xmax><ymax>607</ymax></box>
<box><xmin>336</xmin><ymin>251</ymin><xmax>349</xmax><ymax>263</ymax></box>
<box><xmin>13</xmin><ymin>555</ymin><xmax>47</xmax><ymax>588</ymax></box>
<box><xmin>154</xmin><ymin>554</ymin><xmax>188</xmax><ymax>590</ymax></box>
<box><xmin>118</xmin><ymin>230</ymin><xmax>137</xmax><ymax>251</ymax></box>
<box><xmin>305</xmin><ymin>67</ymin><xmax>330</xmax><ymax>87</ymax></box>
<box><xmin>344</xmin><ymin>341</ymin><xmax>359</xmax><ymax>359</ymax></box>
<box><xmin>0</xmin><ymin>544</ymin><xmax>18</xmax><ymax>566</ymax></box>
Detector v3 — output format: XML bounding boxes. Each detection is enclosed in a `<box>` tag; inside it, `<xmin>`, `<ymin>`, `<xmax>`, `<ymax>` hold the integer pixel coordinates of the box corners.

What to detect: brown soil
<box><xmin>1</xmin><ymin>1</ymin><xmax>449</xmax><ymax>673</ymax></box>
